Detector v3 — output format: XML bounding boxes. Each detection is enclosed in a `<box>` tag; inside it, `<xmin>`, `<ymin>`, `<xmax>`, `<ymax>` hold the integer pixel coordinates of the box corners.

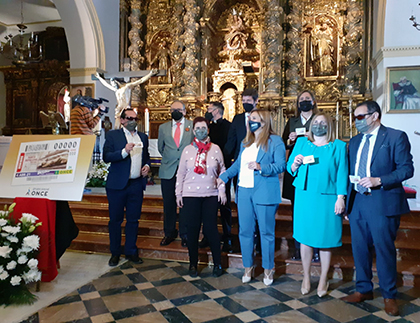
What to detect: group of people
<box><xmin>95</xmin><ymin>87</ymin><xmax>413</xmax><ymax>317</ymax></box>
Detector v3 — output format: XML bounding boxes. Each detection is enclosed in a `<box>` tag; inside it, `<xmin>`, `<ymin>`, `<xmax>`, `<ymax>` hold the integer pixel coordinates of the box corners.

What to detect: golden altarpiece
<box><xmin>120</xmin><ymin>0</ymin><xmax>371</xmax><ymax>139</ymax></box>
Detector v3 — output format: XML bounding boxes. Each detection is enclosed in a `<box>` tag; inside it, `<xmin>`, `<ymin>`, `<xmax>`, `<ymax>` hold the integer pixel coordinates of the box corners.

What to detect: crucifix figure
<box><xmin>95</xmin><ymin>69</ymin><xmax>158</xmax><ymax>128</ymax></box>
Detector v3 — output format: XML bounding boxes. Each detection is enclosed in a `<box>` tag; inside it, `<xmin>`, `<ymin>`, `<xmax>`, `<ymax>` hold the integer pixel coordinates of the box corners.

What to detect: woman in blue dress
<box><xmin>287</xmin><ymin>112</ymin><xmax>348</xmax><ymax>297</ymax></box>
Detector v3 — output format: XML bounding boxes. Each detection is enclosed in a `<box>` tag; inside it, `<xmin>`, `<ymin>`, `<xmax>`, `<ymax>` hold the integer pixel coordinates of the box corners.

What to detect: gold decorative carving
<box><xmin>145</xmin><ymin>84</ymin><xmax>174</xmax><ymax>107</ymax></box>
<box><xmin>128</xmin><ymin>4</ymin><xmax>144</xmax><ymax>71</ymax></box>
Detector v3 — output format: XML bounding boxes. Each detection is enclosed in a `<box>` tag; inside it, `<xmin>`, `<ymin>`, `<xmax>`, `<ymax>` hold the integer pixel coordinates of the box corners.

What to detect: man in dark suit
<box><xmin>103</xmin><ymin>108</ymin><xmax>151</xmax><ymax>266</ymax></box>
<box><xmin>158</xmin><ymin>101</ymin><xmax>194</xmax><ymax>246</ymax></box>
<box><xmin>225</xmin><ymin>88</ymin><xmax>259</xmax><ymax>162</ymax></box>
<box><xmin>343</xmin><ymin>101</ymin><xmax>414</xmax><ymax>316</ymax></box>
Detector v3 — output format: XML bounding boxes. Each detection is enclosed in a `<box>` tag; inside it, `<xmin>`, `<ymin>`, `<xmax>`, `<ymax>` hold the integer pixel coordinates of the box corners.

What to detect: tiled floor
<box><xmin>20</xmin><ymin>258</ymin><xmax>420</xmax><ymax>323</ymax></box>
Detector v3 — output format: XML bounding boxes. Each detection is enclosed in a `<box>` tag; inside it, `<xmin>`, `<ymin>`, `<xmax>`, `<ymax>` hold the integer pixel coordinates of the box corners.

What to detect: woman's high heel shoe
<box><xmin>242</xmin><ymin>267</ymin><xmax>254</xmax><ymax>283</ymax></box>
<box><xmin>263</xmin><ymin>269</ymin><xmax>275</xmax><ymax>286</ymax></box>
<box><xmin>317</xmin><ymin>282</ymin><xmax>329</xmax><ymax>298</ymax></box>
<box><xmin>301</xmin><ymin>280</ymin><xmax>310</xmax><ymax>295</ymax></box>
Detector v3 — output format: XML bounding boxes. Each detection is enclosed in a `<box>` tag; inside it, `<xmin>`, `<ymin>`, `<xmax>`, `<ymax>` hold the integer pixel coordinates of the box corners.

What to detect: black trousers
<box><xmin>183</xmin><ymin>196</ymin><xmax>221</xmax><ymax>267</ymax></box>
<box><xmin>161</xmin><ymin>175</ymin><xmax>186</xmax><ymax>238</ymax></box>
<box><xmin>220</xmin><ymin>179</ymin><xmax>232</xmax><ymax>241</ymax></box>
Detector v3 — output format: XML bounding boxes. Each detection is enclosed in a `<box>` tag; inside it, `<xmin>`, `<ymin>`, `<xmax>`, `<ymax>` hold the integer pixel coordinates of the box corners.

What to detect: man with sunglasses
<box><xmin>343</xmin><ymin>100</ymin><xmax>414</xmax><ymax>316</ymax></box>
<box><xmin>103</xmin><ymin>108</ymin><xmax>151</xmax><ymax>267</ymax></box>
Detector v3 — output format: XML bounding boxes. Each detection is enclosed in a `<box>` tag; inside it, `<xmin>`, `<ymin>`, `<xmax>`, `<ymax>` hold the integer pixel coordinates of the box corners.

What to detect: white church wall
<box><xmin>371</xmin><ymin>0</ymin><xmax>420</xmax><ymax>210</ymax></box>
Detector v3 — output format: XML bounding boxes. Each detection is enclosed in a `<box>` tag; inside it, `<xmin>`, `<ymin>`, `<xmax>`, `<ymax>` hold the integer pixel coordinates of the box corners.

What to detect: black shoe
<box><xmin>312</xmin><ymin>252</ymin><xmax>320</xmax><ymax>263</ymax></box>
<box><xmin>160</xmin><ymin>236</ymin><xmax>175</xmax><ymax>246</ymax></box>
<box><xmin>213</xmin><ymin>264</ymin><xmax>223</xmax><ymax>277</ymax></box>
<box><xmin>198</xmin><ymin>237</ymin><xmax>209</xmax><ymax>248</ymax></box>
<box><xmin>222</xmin><ymin>240</ymin><xmax>233</xmax><ymax>253</ymax></box>
<box><xmin>181</xmin><ymin>236</ymin><xmax>188</xmax><ymax>248</ymax></box>
<box><xmin>291</xmin><ymin>249</ymin><xmax>301</xmax><ymax>261</ymax></box>
<box><xmin>126</xmin><ymin>254</ymin><xmax>143</xmax><ymax>264</ymax></box>
<box><xmin>108</xmin><ymin>255</ymin><xmax>120</xmax><ymax>267</ymax></box>
<box><xmin>189</xmin><ymin>265</ymin><xmax>198</xmax><ymax>277</ymax></box>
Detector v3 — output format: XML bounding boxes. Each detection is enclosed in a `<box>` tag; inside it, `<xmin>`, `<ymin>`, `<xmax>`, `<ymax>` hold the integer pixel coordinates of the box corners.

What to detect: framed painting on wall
<box><xmin>386</xmin><ymin>66</ymin><xmax>420</xmax><ymax>113</ymax></box>
<box><xmin>70</xmin><ymin>84</ymin><xmax>95</xmax><ymax>98</ymax></box>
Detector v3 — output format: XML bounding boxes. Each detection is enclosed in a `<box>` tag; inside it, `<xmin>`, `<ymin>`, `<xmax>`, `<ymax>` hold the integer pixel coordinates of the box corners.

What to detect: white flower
<box><xmin>27</xmin><ymin>258</ymin><xmax>38</xmax><ymax>269</ymax></box>
<box><xmin>0</xmin><ymin>210</ymin><xmax>7</xmax><ymax>216</ymax></box>
<box><xmin>0</xmin><ymin>219</ymin><xmax>7</xmax><ymax>226</ymax></box>
<box><xmin>0</xmin><ymin>246</ymin><xmax>13</xmax><ymax>258</ymax></box>
<box><xmin>1</xmin><ymin>232</ymin><xmax>9</xmax><ymax>237</ymax></box>
<box><xmin>0</xmin><ymin>271</ymin><xmax>9</xmax><ymax>280</ymax></box>
<box><xmin>18</xmin><ymin>255</ymin><xmax>28</xmax><ymax>264</ymax></box>
<box><xmin>6</xmin><ymin>260</ymin><xmax>17</xmax><ymax>270</ymax></box>
<box><xmin>7</xmin><ymin>236</ymin><xmax>18</xmax><ymax>243</ymax></box>
<box><xmin>3</xmin><ymin>225</ymin><xmax>21</xmax><ymax>234</ymax></box>
<box><xmin>22</xmin><ymin>235</ymin><xmax>40</xmax><ymax>251</ymax></box>
<box><xmin>0</xmin><ymin>265</ymin><xmax>3</xmax><ymax>273</ymax></box>
<box><xmin>22</xmin><ymin>269</ymin><xmax>41</xmax><ymax>283</ymax></box>
<box><xmin>20</xmin><ymin>213</ymin><xmax>39</xmax><ymax>224</ymax></box>
<box><xmin>10</xmin><ymin>275</ymin><xmax>22</xmax><ymax>286</ymax></box>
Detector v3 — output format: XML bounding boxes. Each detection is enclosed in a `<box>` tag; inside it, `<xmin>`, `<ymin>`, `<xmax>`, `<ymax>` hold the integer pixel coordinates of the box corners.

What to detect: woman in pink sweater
<box><xmin>176</xmin><ymin>117</ymin><xmax>227</xmax><ymax>277</ymax></box>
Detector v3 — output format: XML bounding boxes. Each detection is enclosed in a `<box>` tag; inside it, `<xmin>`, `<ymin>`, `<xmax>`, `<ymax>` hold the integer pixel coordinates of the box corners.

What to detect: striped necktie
<box><xmin>357</xmin><ymin>134</ymin><xmax>372</xmax><ymax>194</ymax></box>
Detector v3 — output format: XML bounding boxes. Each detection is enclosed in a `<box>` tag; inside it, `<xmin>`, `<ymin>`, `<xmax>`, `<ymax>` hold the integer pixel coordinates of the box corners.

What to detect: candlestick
<box><xmin>145</xmin><ymin>108</ymin><xmax>150</xmax><ymax>134</ymax></box>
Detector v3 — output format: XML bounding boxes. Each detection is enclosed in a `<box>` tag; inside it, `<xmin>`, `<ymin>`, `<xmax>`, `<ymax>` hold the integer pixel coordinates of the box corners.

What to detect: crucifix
<box><xmin>93</xmin><ymin>69</ymin><xmax>164</xmax><ymax>128</ymax></box>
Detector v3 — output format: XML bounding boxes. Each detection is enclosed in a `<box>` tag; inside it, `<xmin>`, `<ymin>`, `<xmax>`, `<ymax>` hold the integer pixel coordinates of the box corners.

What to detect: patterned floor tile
<box><xmin>178</xmin><ymin>299</ymin><xmax>233</xmax><ymax>323</ymax></box>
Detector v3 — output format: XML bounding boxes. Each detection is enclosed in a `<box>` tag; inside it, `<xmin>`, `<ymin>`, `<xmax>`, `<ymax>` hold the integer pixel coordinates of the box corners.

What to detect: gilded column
<box><xmin>180</xmin><ymin>0</ymin><xmax>200</xmax><ymax>97</ymax></box>
<box><xmin>284</xmin><ymin>1</ymin><xmax>302</xmax><ymax>96</ymax></box>
<box><xmin>128</xmin><ymin>0</ymin><xmax>144</xmax><ymax>71</ymax></box>
<box><xmin>170</xmin><ymin>0</ymin><xmax>185</xmax><ymax>97</ymax></box>
<box><xmin>262</xmin><ymin>0</ymin><xmax>283</xmax><ymax>94</ymax></box>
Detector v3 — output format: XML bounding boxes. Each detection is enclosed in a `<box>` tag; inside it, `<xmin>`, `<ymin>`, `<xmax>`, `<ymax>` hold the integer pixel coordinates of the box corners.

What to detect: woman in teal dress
<box><xmin>287</xmin><ymin>112</ymin><xmax>348</xmax><ymax>298</ymax></box>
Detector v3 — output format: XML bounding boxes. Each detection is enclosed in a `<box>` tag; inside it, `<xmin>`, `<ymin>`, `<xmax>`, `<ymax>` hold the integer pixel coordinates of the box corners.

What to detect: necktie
<box><xmin>357</xmin><ymin>134</ymin><xmax>372</xmax><ymax>194</ymax></box>
<box><xmin>174</xmin><ymin>122</ymin><xmax>181</xmax><ymax>148</ymax></box>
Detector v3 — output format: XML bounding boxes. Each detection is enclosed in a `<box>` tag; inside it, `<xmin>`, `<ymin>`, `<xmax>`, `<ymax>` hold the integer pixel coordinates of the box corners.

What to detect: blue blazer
<box><xmin>103</xmin><ymin>128</ymin><xmax>151</xmax><ymax>190</ymax></box>
<box><xmin>220</xmin><ymin>135</ymin><xmax>286</xmax><ymax>205</ymax></box>
<box><xmin>347</xmin><ymin>125</ymin><xmax>414</xmax><ymax>216</ymax></box>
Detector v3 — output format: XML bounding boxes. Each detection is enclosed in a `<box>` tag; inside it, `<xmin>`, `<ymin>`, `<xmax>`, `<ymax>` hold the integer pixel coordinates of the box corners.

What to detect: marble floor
<box><xmin>8</xmin><ymin>253</ymin><xmax>420</xmax><ymax>323</ymax></box>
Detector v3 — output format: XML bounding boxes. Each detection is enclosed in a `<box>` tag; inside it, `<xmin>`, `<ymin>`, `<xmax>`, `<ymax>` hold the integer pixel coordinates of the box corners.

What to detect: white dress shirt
<box><xmin>354</xmin><ymin>125</ymin><xmax>380</xmax><ymax>192</ymax></box>
<box><xmin>238</xmin><ymin>143</ymin><xmax>260</xmax><ymax>188</ymax></box>
<box><xmin>121</xmin><ymin>127</ymin><xmax>143</xmax><ymax>179</ymax></box>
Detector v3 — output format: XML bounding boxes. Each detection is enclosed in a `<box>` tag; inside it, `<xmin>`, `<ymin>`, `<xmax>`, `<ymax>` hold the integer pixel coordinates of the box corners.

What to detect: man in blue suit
<box><xmin>103</xmin><ymin>108</ymin><xmax>151</xmax><ymax>266</ymax></box>
<box><xmin>343</xmin><ymin>101</ymin><xmax>414</xmax><ymax>316</ymax></box>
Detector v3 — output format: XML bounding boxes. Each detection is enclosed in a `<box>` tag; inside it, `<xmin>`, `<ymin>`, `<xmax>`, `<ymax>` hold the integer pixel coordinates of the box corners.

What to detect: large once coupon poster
<box><xmin>12</xmin><ymin>138</ymin><xmax>81</xmax><ymax>186</ymax></box>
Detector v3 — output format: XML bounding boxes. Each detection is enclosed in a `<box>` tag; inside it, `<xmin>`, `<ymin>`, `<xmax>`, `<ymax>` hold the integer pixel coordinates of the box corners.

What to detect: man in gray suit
<box><xmin>158</xmin><ymin>101</ymin><xmax>194</xmax><ymax>246</ymax></box>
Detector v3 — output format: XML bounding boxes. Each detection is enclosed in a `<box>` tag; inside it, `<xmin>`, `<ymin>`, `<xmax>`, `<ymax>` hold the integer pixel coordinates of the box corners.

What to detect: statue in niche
<box><xmin>95</xmin><ymin>69</ymin><xmax>157</xmax><ymax>128</ymax></box>
<box><xmin>225</xmin><ymin>9</ymin><xmax>248</xmax><ymax>51</ymax></box>
<box><xmin>150</xmin><ymin>40</ymin><xmax>171</xmax><ymax>83</ymax></box>
<box><xmin>310</xmin><ymin>21</ymin><xmax>334</xmax><ymax>76</ymax></box>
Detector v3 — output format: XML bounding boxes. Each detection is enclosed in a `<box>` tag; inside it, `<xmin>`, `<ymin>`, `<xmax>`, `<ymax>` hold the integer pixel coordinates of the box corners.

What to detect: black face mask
<box><xmin>243</xmin><ymin>103</ymin><xmax>254</xmax><ymax>113</ymax></box>
<box><xmin>204</xmin><ymin>112</ymin><xmax>213</xmax><ymax>121</ymax></box>
<box><xmin>299</xmin><ymin>101</ymin><xmax>313</xmax><ymax>112</ymax></box>
<box><xmin>171</xmin><ymin>110</ymin><xmax>183</xmax><ymax>121</ymax></box>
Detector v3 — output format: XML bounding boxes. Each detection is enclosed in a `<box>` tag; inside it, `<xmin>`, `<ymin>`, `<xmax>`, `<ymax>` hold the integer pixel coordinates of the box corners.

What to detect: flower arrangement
<box><xmin>0</xmin><ymin>203</ymin><xmax>42</xmax><ymax>306</ymax></box>
<box><xmin>86</xmin><ymin>160</ymin><xmax>110</xmax><ymax>187</ymax></box>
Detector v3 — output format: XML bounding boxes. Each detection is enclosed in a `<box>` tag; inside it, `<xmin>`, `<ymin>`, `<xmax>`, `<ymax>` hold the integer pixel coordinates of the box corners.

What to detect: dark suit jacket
<box><xmin>224</xmin><ymin>113</ymin><xmax>247</xmax><ymax>161</ymax></box>
<box><xmin>103</xmin><ymin>128</ymin><xmax>151</xmax><ymax>190</ymax></box>
<box><xmin>347</xmin><ymin>125</ymin><xmax>414</xmax><ymax>216</ymax></box>
<box><xmin>209</xmin><ymin>118</ymin><xmax>231</xmax><ymax>167</ymax></box>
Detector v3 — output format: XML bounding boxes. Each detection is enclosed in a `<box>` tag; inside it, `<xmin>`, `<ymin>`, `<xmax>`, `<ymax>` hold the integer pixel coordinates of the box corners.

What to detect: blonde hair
<box><xmin>294</xmin><ymin>89</ymin><xmax>319</xmax><ymax>117</ymax></box>
<box><xmin>243</xmin><ymin>109</ymin><xmax>276</xmax><ymax>151</ymax></box>
<box><xmin>307</xmin><ymin>112</ymin><xmax>336</xmax><ymax>143</ymax></box>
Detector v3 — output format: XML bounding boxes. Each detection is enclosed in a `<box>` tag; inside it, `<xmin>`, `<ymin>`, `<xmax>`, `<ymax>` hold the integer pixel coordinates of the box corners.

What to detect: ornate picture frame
<box><xmin>386</xmin><ymin>66</ymin><xmax>420</xmax><ymax>113</ymax></box>
<box><xmin>70</xmin><ymin>84</ymin><xmax>95</xmax><ymax>98</ymax></box>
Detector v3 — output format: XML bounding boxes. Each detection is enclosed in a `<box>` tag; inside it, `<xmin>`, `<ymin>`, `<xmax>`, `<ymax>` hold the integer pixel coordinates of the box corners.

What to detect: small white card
<box><xmin>349</xmin><ymin>175</ymin><xmax>360</xmax><ymax>184</ymax></box>
<box><xmin>303</xmin><ymin>155</ymin><xmax>315</xmax><ymax>164</ymax></box>
<box><xmin>296</xmin><ymin>127</ymin><xmax>306</xmax><ymax>135</ymax></box>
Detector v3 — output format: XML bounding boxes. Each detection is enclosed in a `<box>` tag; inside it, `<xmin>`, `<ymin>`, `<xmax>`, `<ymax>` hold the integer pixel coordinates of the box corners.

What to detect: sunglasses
<box><xmin>125</xmin><ymin>117</ymin><xmax>138</xmax><ymax>121</ymax></box>
<box><xmin>354</xmin><ymin>113</ymin><xmax>373</xmax><ymax>120</ymax></box>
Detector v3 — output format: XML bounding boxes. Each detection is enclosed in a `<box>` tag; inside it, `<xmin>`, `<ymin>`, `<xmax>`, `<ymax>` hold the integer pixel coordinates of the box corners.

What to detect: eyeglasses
<box><xmin>125</xmin><ymin>117</ymin><xmax>138</xmax><ymax>121</ymax></box>
<box><xmin>354</xmin><ymin>113</ymin><xmax>373</xmax><ymax>120</ymax></box>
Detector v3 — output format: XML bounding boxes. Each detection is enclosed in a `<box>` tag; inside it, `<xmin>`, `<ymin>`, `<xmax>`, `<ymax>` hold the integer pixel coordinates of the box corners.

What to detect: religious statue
<box><xmin>310</xmin><ymin>22</ymin><xmax>334</xmax><ymax>76</ymax></box>
<box><xmin>95</xmin><ymin>69</ymin><xmax>157</xmax><ymax>128</ymax></box>
<box><xmin>225</xmin><ymin>9</ymin><xmax>248</xmax><ymax>51</ymax></box>
<box><xmin>150</xmin><ymin>41</ymin><xmax>171</xmax><ymax>83</ymax></box>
